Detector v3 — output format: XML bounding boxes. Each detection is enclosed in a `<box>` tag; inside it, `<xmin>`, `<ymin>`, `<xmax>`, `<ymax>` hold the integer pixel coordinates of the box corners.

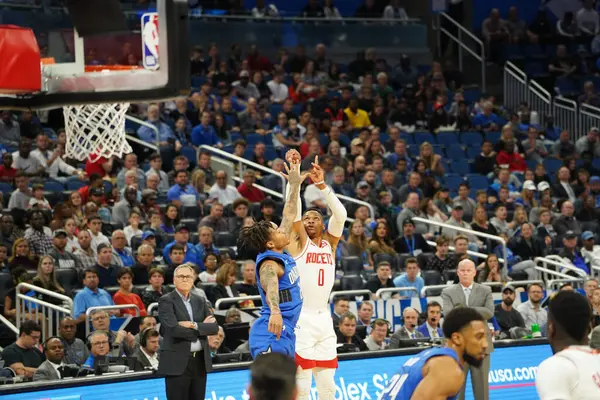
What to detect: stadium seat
<box><xmin>432</xmin><ymin>144</ymin><xmax>445</xmax><ymax>157</ymax></box>
<box><xmin>373</xmin><ymin>253</ymin><xmax>395</xmax><ymax>270</ymax></box>
<box><xmin>400</xmin><ymin>133</ymin><xmax>415</xmax><ymax>144</ymax></box>
<box><xmin>264</xmin><ymin>146</ymin><xmax>279</xmax><ymax>162</ymax></box>
<box><xmin>66</xmin><ymin>180</ymin><xmax>86</xmax><ymax>190</ymax></box>
<box><xmin>340</xmin><ymin>256</ymin><xmax>363</xmax><ymax>275</ymax></box>
<box><xmin>485</xmin><ymin>131</ymin><xmax>501</xmax><ymax>144</ymax></box>
<box><xmin>180</xmin><ymin>219</ymin><xmax>198</xmax><ymax>232</ymax></box>
<box><xmin>55</xmin><ymin>268</ymin><xmax>80</xmax><ymax>297</ymax></box>
<box><xmin>214</xmin><ymin>232</ymin><xmax>236</xmax><ymax>247</ymax></box>
<box><xmin>414</xmin><ymin>132</ymin><xmax>435</xmax><ymax>145</ymax></box>
<box><xmin>395</xmin><ymin>253</ymin><xmax>413</xmax><ymax>272</ymax></box>
<box><xmin>43</xmin><ymin>180</ymin><xmax>65</xmax><ymax>192</ymax></box>
<box><xmin>466</xmin><ymin>146</ymin><xmax>481</xmax><ymax>159</ymax></box>
<box><xmin>417</xmin><ymin>253</ymin><xmax>435</xmax><ymax>270</ymax></box>
<box><xmin>446</xmin><ymin>144</ymin><xmax>465</xmax><ymax>161</ymax></box>
<box><xmin>450</xmin><ymin>160</ymin><xmax>470</xmax><ymax>175</ymax></box>
<box><xmin>230</xmin><ymin>133</ymin><xmax>242</xmax><ymax>143</ymax></box>
<box><xmin>0</xmin><ymin>272</ymin><xmax>13</xmax><ymax>300</ymax></box>
<box><xmin>131</xmin><ymin>236</ymin><xmax>143</xmax><ymax>251</ymax></box>
<box><xmin>443</xmin><ymin>269</ymin><xmax>457</xmax><ymax>283</ymax></box>
<box><xmin>180</xmin><ymin>146</ymin><xmax>197</xmax><ymax>167</ymax></box>
<box><xmin>182</xmin><ymin>205</ymin><xmax>202</xmax><ymax>219</ymax></box>
<box><xmin>460</xmin><ymin>132</ymin><xmax>483</xmax><ymax>146</ymax></box>
<box><xmin>436</xmin><ymin>132</ymin><xmax>457</xmax><ymax>146</ymax></box>
<box><xmin>467</xmin><ymin>174</ymin><xmax>489</xmax><ymax>190</ymax></box>
<box><xmin>444</xmin><ymin>174</ymin><xmax>464</xmax><ymax>191</ymax></box>
<box><xmin>246</xmin><ymin>133</ymin><xmax>264</xmax><ymax>145</ymax></box>
<box><xmin>0</xmin><ymin>182</ymin><xmax>12</xmax><ymax>196</ymax></box>
<box><xmin>422</xmin><ymin>270</ymin><xmax>443</xmax><ymax>285</ymax></box>
<box><xmin>543</xmin><ymin>159</ymin><xmax>563</xmax><ymax>175</ymax></box>
<box><xmin>340</xmin><ymin>275</ymin><xmax>364</xmax><ymax>291</ymax></box>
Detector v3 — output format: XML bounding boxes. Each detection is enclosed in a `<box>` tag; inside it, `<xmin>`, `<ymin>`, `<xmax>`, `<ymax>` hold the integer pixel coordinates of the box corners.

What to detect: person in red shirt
<box><xmin>496</xmin><ymin>139</ymin><xmax>527</xmax><ymax>172</ymax></box>
<box><xmin>85</xmin><ymin>153</ymin><xmax>114</xmax><ymax>178</ymax></box>
<box><xmin>237</xmin><ymin>169</ymin><xmax>265</xmax><ymax>203</ymax></box>
<box><xmin>113</xmin><ymin>267</ymin><xmax>147</xmax><ymax>316</ymax></box>
<box><xmin>246</xmin><ymin>44</ymin><xmax>271</xmax><ymax>73</ymax></box>
<box><xmin>0</xmin><ymin>153</ymin><xmax>17</xmax><ymax>184</ymax></box>
<box><xmin>78</xmin><ymin>173</ymin><xmax>105</xmax><ymax>204</ymax></box>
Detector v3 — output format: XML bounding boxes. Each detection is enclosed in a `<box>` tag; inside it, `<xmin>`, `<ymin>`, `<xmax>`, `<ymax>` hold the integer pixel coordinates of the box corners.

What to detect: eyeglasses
<box><xmin>175</xmin><ymin>275</ymin><xmax>194</xmax><ymax>281</ymax></box>
<box><xmin>29</xmin><ymin>334</ymin><xmax>41</xmax><ymax>341</ymax></box>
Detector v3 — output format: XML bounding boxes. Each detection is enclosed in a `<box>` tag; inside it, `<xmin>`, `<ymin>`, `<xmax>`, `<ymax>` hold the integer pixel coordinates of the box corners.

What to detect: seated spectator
<box><xmin>522</xmin><ymin>127</ymin><xmax>548</xmax><ymax>163</ymax></box>
<box><xmin>553</xmin><ymin>200</ymin><xmax>581</xmax><ymax>239</ymax></box>
<box><xmin>198</xmin><ymin>253</ymin><xmax>218</xmax><ymax>283</ymax></box>
<box><xmin>516</xmin><ymin>283</ymin><xmax>547</xmax><ymax>334</ymax></box>
<box><xmin>191</xmin><ymin>111</ymin><xmax>222</xmax><ymax>148</ymax></box>
<box><xmin>553</xmin><ymin>167</ymin><xmax>577</xmax><ymax>203</ymax></box>
<box><xmin>344</xmin><ymin>97</ymin><xmax>371</xmax><ymax>130</ymax></box>
<box><xmin>193</xmin><ymin>226</ymin><xmax>220</xmax><ymax>270</ymax></box>
<box><xmin>356</xmin><ymin>301</ymin><xmax>374</xmax><ymax>330</ymax></box>
<box><xmin>73</xmin><ymin>230</ymin><xmax>95</xmax><ymax>270</ymax></box>
<box><xmin>0</xmin><ymin>152</ymin><xmax>16</xmax><ymax>184</ymax></box>
<box><xmin>366</xmin><ymin>261</ymin><xmax>396</xmax><ymax>300</ymax></box>
<box><xmin>24</xmin><ymin>210</ymin><xmax>53</xmax><ymax>258</ymax></box>
<box><xmin>163</xmin><ymin>225</ymin><xmax>197</xmax><ymax>265</ymax></box>
<box><xmin>477</xmin><ymin>254</ymin><xmax>505</xmax><ymax>284</ymax></box>
<box><xmin>228</xmin><ymin>198</ymin><xmax>249</xmax><ymax>239</ymax></box>
<box><xmin>559</xmin><ymin>231</ymin><xmax>590</xmax><ymax>275</ymax></box>
<box><xmin>59</xmin><ymin>317</ymin><xmax>89</xmax><ymax>366</ymax></box>
<box><xmin>426</xmin><ymin>235</ymin><xmax>457</xmax><ymax>274</ymax></box>
<box><xmin>116</xmin><ymin>153</ymin><xmax>146</xmax><ymax>190</ymax></box>
<box><xmin>237</xmin><ymin>170</ymin><xmax>265</xmax><ymax>203</ymax></box>
<box><xmin>2</xmin><ymin>320</ymin><xmax>44</xmax><ymax>377</ymax></box>
<box><xmin>236</xmin><ymin>261</ymin><xmax>259</xmax><ymax>299</ymax></box>
<box><xmin>452</xmin><ymin>184</ymin><xmax>476</xmax><ymax>221</ymax></box>
<box><xmin>137</xmin><ymin>104</ymin><xmax>176</xmax><ymax>151</ymax></box>
<box><xmin>133</xmin><ymin>328</ymin><xmax>160</xmax><ymax>370</ymax></box>
<box><xmin>552</xmin><ymin>130</ymin><xmax>576</xmax><ymax>161</ymax></box>
<box><xmin>160</xmin><ymin>204</ymin><xmax>180</xmax><ymax>234</ymax></box>
<box><xmin>140</xmin><ymin>267</ymin><xmax>172</xmax><ymax>307</ymax></box>
<box><xmin>208</xmin><ymin>261</ymin><xmax>239</xmax><ymax>305</ymax></box>
<box><xmin>490</xmin><ymin>204</ymin><xmax>516</xmax><ymax>237</ymax></box>
<box><xmin>511</xmin><ymin>222</ymin><xmax>546</xmax><ymax>264</ymax></box>
<box><xmin>442</xmin><ymin>205</ymin><xmax>483</xmax><ymax>249</ymax></box>
<box><xmin>209</xmin><ymin>171</ymin><xmax>241</xmax><ymax>207</ymax></box>
<box><xmin>123</xmin><ymin>210</ymin><xmax>143</xmax><ymax>246</ymax></box>
<box><xmin>200</xmin><ymin>202</ymin><xmax>229</xmax><ymax>233</ymax></box>
<box><xmin>576</xmin><ymin>127</ymin><xmax>600</xmax><ymax>158</ymax></box>
<box><xmin>46</xmin><ymin>229</ymin><xmax>77</xmax><ymax>269</ymax></box>
<box><xmin>167</xmin><ymin>170</ymin><xmax>201</xmax><ymax>208</ymax></box>
<box><xmin>582</xmin><ymin>231</ymin><xmax>600</xmax><ymax>267</ymax></box>
<box><xmin>89</xmin><ymin>309</ymin><xmax>134</xmax><ymax>357</ymax></box>
<box><xmin>496</xmin><ymin>139</ymin><xmax>527</xmax><ymax>172</ymax></box>
<box><xmin>32</xmin><ymin>255</ymin><xmax>66</xmax><ymax>301</ymax></box>
<box><xmin>331</xmin><ymin>297</ymin><xmax>350</xmax><ymax>327</ymax></box>
<box><xmin>82</xmin><ymin>331</ymin><xmax>111</xmax><ymax>368</ymax></box>
<box><xmin>208</xmin><ymin>326</ymin><xmax>231</xmax><ymax>359</ymax></box>
<box><xmin>113</xmin><ymin>186</ymin><xmax>141</xmax><ymax>227</ymax></box>
<box><xmin>27</xmin><ymin>184</ymin><xmax>51</xmax><ymax>210</ymax></box>
<box><xmin>267</xmin><ymin>73</ymin><xmax>289</xmax><ymax>104</ymax></box>
<box><xmin>87</xmin><ymin>215</ymin><xmax>110</xmax><ymax>255</ymax></box>
<box><xmin>506</xmin><ymin>6</ymin><xmax>528</xmax><ymax>43</ymax></box>
<box><xmin>416</xmin><ymin>301</ymin><xmax>443</xmax><ymax>338</ymax></box>
<box><xmin>113</xmin><ymin>268</ymin><xmax>148</xmax><ymax>316</ymax></box>
<box><xmin>383</xmin><ymin>0</ymin><xmax>408</xmax><ymax>20</ymax></box>
<box><xmin>364</xmin><ymin>319</ymin><xmax>390</xmax><ymax>351</ymax></box>
<box><xmin>494</xmin><ymin>285</ymin><xmax>525</xmax><ymax>339</ymax></box>
<box><xmin>111</xmin><ymin>230</ymin><xmax>134</xmax><ymax>268</ymax></box>
<box><xmin>472</xmin><ymin>101</ymin><xmax>502</xmax><ymax>131</ymax></box>
<box><xmin>397</xmin><ymin>173</ymin><xmax>423</xmax><ymax>205</ymax></box>
<box><xmin>392</xmin><ymin>257</ymin><xmax>424</xmax><ymax>298</ymax></box>
<box><xmin>393</xmin><ymin>219</ymin><xmax>431</xmax><ymax>256</ymax></box>
<box><xmin>389</xmin><ymin>307</ymin><xmax>425</xmax><ymax>348</ymax></box>
<box><xmin>368</xmin><ymin>221</ymin><xmax>396</xmax><ymax>257</ymax></box>
<box><xmin>576</xmin><ymin>0</ymin><xmax>599</xmax><ymax>40</ymax></box>
<box><xmin>7</xmin><ymin>238</ymin><xmax>36</xmax><ymax>273</ymax></box>
<box><xmin>12</xmin><ymin>138</ymin><xmax>45</xmax><ymax>177</ymax></box>
<box><xmin>338</xmin><ymin>220</ymin><xmax>373</xmax><ymax>271</ymax></box>
<box><xmin>336</xmin><ymin>312</ymin><xmax>367</xmax><ymax>353</ymax></box>
<box><xmin>94</xmin><ymin>243</ymin><xmax>121</xmax><ymax>288</ymax></box>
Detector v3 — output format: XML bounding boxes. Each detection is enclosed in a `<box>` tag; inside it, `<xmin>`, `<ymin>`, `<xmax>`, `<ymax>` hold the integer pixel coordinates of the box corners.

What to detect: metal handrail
<box><xmin>535</xmin><ymin>266</ymin><xmax>575</xmax><ymax>281</ymax></box>
<box><xmin>215</xmin><ymin>295</ymin><xmax>261</xmax><ymax>310</ymax></box>
<box><xmin>481</xmin><ymin>280</ymin><xmax>544</xmax><ymax>288</ymax></box>
<box><xmin>231</xmin><ymin>176</ymin><xmax>283</xmax><ymax>199</ymax></box>
<box><xmin>329</xmin><ymin>290</ymin><xmax>372</xmax><ymax>302</ymax></box>
<box><xmin>421</xmin><ymin>284</ymin><xmax>450</xmax><ymax>296</ymax></box>
<box><xmin>547</xmin><ymin>278</ymin><xmax>585</xmax><ymax>290</ymax></box>
<box><xmin>336</xmin><ymin>194</ymin><xmax>376</xmax><ymax>220</ymax></box>
<box><xmin>199</xmin><ymin>145</ymin><xmax>287</xmax><ymax>197</ymax></box>
<box><xmin>535</xmin><ymin>257</ymin><xmax>588</xmax><ymax>278</ymax></box>
<box><xmin>85</xmin><ymin>305</ymin><xmax>140</xmax><ymax>336</ymax></box>
<box><xmin>125</xmin><ymin>115</ymin><xmax>160</xmax><ymax>151</ymax></box>
<box><xmin>147</xmin><ymin>302</ymin><xmax>159</xmax><ymax>315</ymax></box>
<box><xmin>16</xmin><ymin>283</ymin><xmax>74</xmax><ymax>309</ymax></box>
<box><xmin>15</xmin><ymin>295</ymin><xmax>72</xmax><ymax>341</ymax></box>
<box><xmin>425</xmin><ymin>240</ymin><xmax>505</xmax><ymax>263</ymax></box>
<box><xmin>436</xmin><ymin>12</ymin><xmax>486</xmax><ymax>92</ymax></box>
<box><xmin>0</xmin><ymin>313</ymin><xmax>19</xmax><ymax>338</ymax></box>
<box><xmin>413</xmin><ymin>217</ymin><xmax>508</xmax><ymax>271</ymax></box>
<box><xmin>375</xmin><ymin>287</ymin><xmax>419</xmax><ymax>298</ymax></box>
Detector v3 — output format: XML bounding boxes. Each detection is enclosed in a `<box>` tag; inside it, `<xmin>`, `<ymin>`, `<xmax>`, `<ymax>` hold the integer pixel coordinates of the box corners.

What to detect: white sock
<box><xmin>296</xmin><ymin>366</ymin><xmax>314</xmax><ymax>400</ymax></box>
<box><xmin>314</xmin><ymin>367</ymin><xmax>337</xmax><ymax>400</ymax></box>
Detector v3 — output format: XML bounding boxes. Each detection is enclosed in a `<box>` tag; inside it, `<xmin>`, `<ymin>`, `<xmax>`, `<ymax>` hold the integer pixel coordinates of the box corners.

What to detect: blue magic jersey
<box><xmin>249</xmin><ymin>250</ymin><xmax>303</xmax><ymax>358</ymax></box>
<box><xmin>379</xmin><ymin>347</ymin><xmax>461</xmax><ymax>400</ymax></box>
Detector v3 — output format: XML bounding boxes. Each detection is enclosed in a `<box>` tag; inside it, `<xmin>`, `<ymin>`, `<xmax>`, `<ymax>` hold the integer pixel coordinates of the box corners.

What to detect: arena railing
<box><xmin>424</xmin><ymin>239</ymin><xmax>505</xmax><ymax>264</ymax></box>
<box><xmin>15</xmin><ymin>282</ymin><xmax>74</xmax><ymax>339</ymax></box>
<box><xmin>214</xmin><ymin>295</ymin><xmax>262</xmax><ymax>310</ymax></box>
<box><xmin>535</xmin><ymin>265</ymin><xmax>574</xmax><ymax>281</ymax></box>
<box><xmin>579</xmin><ymin>103</ymin><xmax>600</xmax><ymax>139</ymax></box>
<box><xmin>553</xmin><ymin>96</ymin><xmax>579</xmax><ymax>139</ymax></box>
<box><xmin>124</xmin><ymin>115</ymin><xmax>160</xmax><ymax>151</ymax></box>
<box><xmin>329</xmin><ymin>290</ymin><xmax>373</xmax><ymax>302</ymax></box>
<box><xmin>434</xmin><ymin>12</ymin><xmax>486</xmax><ymax>93</ymax></box>
<box><xmin>528</xmin><ymin>79</ymin><xmax>552</xmax><ymax>127</ymax></box>
<box><xmin>534</xmin><ymin>256</ymin><xmax>587</xmax><ymax>282</ymax></box>
<box><xmin>412</xmin><ymin>217</ymin><xmax>508</xmax><ymax>271</ymax></box>
<box><xmin>547</xmin><ymin>278</ymin><xmax>585</xmax><ymax>290</ymax></box>
<box><xmin>230</xmin><ymin>175</ymin><xmax>285</xmax><ymax>199</ymax></box>
<box><xmin>420</xmin><ymin>280</ymin><xmax>544</xmax><ymax>297</ymax></box>
<box><xmin>0</xmin><ymin>313</ymin><xmax>18</xmax><ymax>339</ymax></box>
<box><xmin>376</xmin><ymin>287</ymin><xmax>419</xmax><ymax>298</ymax></box>
<box><xmin>85</xmin><ymin>305</ymin><xmax>140</xmax><ymax>336</ymax></box>
<box><xmin>503</xmin><ymin>61</ymin><xmax>528</xmax><ymax>113</ymax></box>
<box><xmin>147</xmin><ymin>302</ymin><xmax>159</xmax><ymax>316</ymax></box>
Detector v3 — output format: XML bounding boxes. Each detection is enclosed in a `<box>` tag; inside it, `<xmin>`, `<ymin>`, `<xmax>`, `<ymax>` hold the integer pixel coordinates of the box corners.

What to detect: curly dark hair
<box><xmin>238</xmin><ymin>220</ymin><xmax>274</xmax><ymax>254</ymax></box>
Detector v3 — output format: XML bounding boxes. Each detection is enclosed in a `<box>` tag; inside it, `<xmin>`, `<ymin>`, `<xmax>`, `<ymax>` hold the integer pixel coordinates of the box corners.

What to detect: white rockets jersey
<box><xmin>294</xmin><ymin>238</ymin><xmax>335</xmax><ymax>310</ymax></box>
<box><xmin>536</xmin><ymin>345</ymin><xmax>600</xmax><ymax>400</ymax></box>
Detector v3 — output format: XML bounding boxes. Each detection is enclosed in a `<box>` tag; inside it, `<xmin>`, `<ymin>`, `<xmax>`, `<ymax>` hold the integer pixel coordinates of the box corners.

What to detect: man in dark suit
<box><xmin>442</xmin><ymin>259</ymin><xmax>494</xmax><ymax>400</ymax></box>
<box><xmin>416</xmin><ymin>301</ymin><xmax>443</xmax><ymax>338</ymax></box>
<box><xmin>158</xmin><ymin>262</ymin><xmax>219</xmax><ymax>400</ymax></box>
<box><xmin>33</xmin><ymin>337</ymin><xmax>65</xmax><ymax>382</ymax></box>
<box><xmin>393</xmin><ymin>219</ymin><xmax>431</xmax><ymax>256</ymax></box>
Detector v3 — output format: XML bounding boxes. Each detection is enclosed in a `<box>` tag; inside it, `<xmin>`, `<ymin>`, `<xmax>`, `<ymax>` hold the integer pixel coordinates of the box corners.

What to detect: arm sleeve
<box><xmin>536</xmin><ymin>356</ymin><xmax>576</xmax><ymax>400</ymax></box>
<box><xmin>285</xmin><ymin>183</ymin><xmax>302</xmax><ymax>222</ymax></box>
<box><xmin>321</xmin><ymin>184</ymin><xmax>347</xmax><ymax>237</ymax></box>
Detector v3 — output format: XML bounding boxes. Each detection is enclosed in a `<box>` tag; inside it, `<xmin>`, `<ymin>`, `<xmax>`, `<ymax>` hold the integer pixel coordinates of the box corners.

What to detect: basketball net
<box><xmin>63</xmin><ymin>101</ymin><xmax>132</xmax><ymax>163</ymax></box>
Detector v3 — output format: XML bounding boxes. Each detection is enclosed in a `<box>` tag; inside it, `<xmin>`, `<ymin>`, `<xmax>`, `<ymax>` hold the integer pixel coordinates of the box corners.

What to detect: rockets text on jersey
<box><xmin>296</xmin><ymin>239</ymin><xmax>335</xmax><ymax>310</ymax></box>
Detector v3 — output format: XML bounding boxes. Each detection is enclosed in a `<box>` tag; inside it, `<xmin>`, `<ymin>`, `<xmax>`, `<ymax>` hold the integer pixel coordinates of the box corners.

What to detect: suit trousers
<box><xmin>458</xmin><ymin>353</ymin><xmax>490</xmax><ymax>400</ymax></box>
<box><xmin>165</xmin><ymin>351</ymin><xmax>207</xmax><ymax>400</ymax></box>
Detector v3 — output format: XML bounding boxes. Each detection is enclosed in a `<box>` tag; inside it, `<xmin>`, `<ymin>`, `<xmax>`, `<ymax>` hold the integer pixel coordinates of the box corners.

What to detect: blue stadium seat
<box><xmin>66</xmin><ymin>180</ymin><xmax>86</xmax><ymax>190</ymax></box>
<box><xmin>414</xmin><ymin>132</ymin><xmax>435</xmax><ymax>145</ymax></box>
<box><xmin>524</xmin><ymin>61</ymin><xmax>547</xmax><ymax>77</ymax></box>
<box><xmin>408</xmin><ymin>145</ymin><xmax>420</xmax><ymax>158</ymax></box>
<box><xmin>379</xmin><ymin>132</ymin><xmax>390</xmax><ymax>143</ymax></box>
<box><xmin>526</xmin><ymin>160</ymin><xmax>539</xmax><ymax>171</ymax></box>
<box><xmin>485</xmin><ymin>131</ymin><xmax>501</xmax><ymax>144</ymax></box>
<box><xmin>230</xmin><ymin>133</ymin><xmax>242</xmax><ymax>143</ymax></box>
<box><xmin>436</xmin><ymin>132</ymin><xmax>458</xmax><ymax>146</ymax></box>
<box><xmin>467</xmin><ymin>174</ymin><xmax>489</xmax><ymax>190</ymax></box>
<box><xmin>432</xmin><ymin>144</ymin><xmax>445</xmax><ymax>157</ymax></box>
<box><xmin>446</xmin><ymin>144</ymin><xmax>465</xmax><ymax>161</ymax></box>
<box><xmin>450</xmin><ymin>159</ymin><xmax>470</xmax><ymax>175</ymax></box>
<box><xmin>43</xmin><ymin>181</ymin><xmax>65</xmax><ymax>192</ymax></box>
<box><xmin>191</xmin><ymin>76</ymin><xmax>207</xmax><ymax>88</ymax></box>
<box><xmin>466</xmin><ymin>146</ymin><xmax>480</xmax><ymax>159</ymax></box>
<box><xmin>246</xmin><ymin>133</ymin><xmax>264</xmax><ymax>145</ymax></box>
<box><xmin>319</xmin><ymin>133</ymin><xmax>329</xmax><ymax>147</ymax></box>
<box><xmin>555</xmin><ymin>77</ymin><xmax>577</xmax><ymax>95</ymax></box>
<box><xmin>463</xmin><ymin>88</ymin><xmax>482</xmax><ymax>105</ymax></box>
<box><xmin>264</xmin><ymin>146</ymin><xmax>279</xmax><ymax>162</ymax></box>
<box><xmin>444</xmin><ymin>174</ymin><xmax>464</xmax><ymax>191</ymax></box>
<box><xmin>543</xmin><ymin>159</ymin><xmax>563</xmax><ymax>175</ymax></box>
<box><xmin>180</xmin><ymin>146</ymin><xmax>197</xmax><ymax>166</ymax></box>
<box><xmin>268</xmin><ymin>104</ymin><xmax>283</xmax><ymax>117</ymax></box>
<box><xmin>460</xmin><ymin>132</ymin><xmax>483</xmax><ymax>146</ymax></box>
<box><xmin>0</xmin><ymin>182</ymin><xmax>12</xmax><ymax>195</ymax></box>
<box><xmin>593</xmin><ymin>158</ymin><xmax>600</xmax><ymax>170</ymax></box>
<box><xmin>400</xmin><ymin>133</ymin><xmax>415</xmax><ymax>144</ymax></box>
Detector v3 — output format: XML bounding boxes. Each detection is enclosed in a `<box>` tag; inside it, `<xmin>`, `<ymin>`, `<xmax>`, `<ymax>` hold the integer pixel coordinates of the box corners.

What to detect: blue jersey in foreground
<box><xmin>379</xmin><ymin>347</ymin><xmax>461</xmax><ymax>400</ymax></box>
<box><xmin>249</xmin><ymin>250</ymin><xmax>303</xmax><ymax>358</ymax></box>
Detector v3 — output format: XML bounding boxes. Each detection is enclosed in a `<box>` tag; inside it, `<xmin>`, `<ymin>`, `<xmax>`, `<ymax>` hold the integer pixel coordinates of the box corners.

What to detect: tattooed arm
<box><xmin>259</xmin><ymin>259</ymin><xmax>284</xmax><ymax>339</ymax></box>
<box><xmin>281</xmin><ymin>176</ymin><xmax>301</xmax><ymax>236</ymax></box>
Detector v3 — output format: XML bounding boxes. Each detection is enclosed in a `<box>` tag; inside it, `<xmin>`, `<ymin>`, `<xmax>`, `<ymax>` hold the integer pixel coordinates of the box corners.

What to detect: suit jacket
<box><xmin>157</xmin><ymin>290</ymin><xmax>219</xmax><ymax>376</ymax></box>
<box><xmin>441</xmin><ymin>283</ymin><xmax>495</xmax><ymax>353</ymax></box>
<box><xmin>32</xmin><ymin>360</ymin><xmax>61</xmax><ymax>381</ymax></box>
<box><xmin>393</xmin><ymin>234</ymin><xmax>431</xmax><ymax>255</ymax></box>
<box><xmin>389</xmin><ymin>326</ymin><xmax>425</xmax><ymax>349</ymax></box>
<box><xmin>416</xmin><ymin>323</ymin><xmax>443</xmax><ymax>338</ymax></box>
<box><xmin>551</xmin><ymin>183</ymin><xmax>575</xmax><ymax>201</ymax></box>
<box><xmin>510</xmin><ymin>236</ymin><xmax>546</xmax><ymax>261</ymax></box>
<box><xmin>133</xmin><ymin>348</ymin><xmax>156</xmax><ymax>369</ymax></box>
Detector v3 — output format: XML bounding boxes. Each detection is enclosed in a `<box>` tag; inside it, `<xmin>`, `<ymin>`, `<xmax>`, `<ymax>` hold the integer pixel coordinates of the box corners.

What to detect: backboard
<box><xmin>0</xmin><ymin>0</ymin><xmax>189</xmax><ymax>110</ymax></box>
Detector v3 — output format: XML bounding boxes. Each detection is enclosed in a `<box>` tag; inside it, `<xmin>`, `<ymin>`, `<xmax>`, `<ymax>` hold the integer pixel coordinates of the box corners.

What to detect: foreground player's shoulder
<box><xmin>258</xmin><ymin>258</ymin><xmax>285</xmax><ymax>278</ymax></box>
<box><xmin>536</xmin><ymin>354</ymin><xmax>578</xmax><ymax>400</ymax></box>
<box><xmin>413</xmin><ymin>356</ymin><xmax>464</xmax><ymax>399</ymax></box>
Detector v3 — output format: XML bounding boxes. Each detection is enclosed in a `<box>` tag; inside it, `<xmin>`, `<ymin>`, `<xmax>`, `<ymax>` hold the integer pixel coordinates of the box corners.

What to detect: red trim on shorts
<box><xmin>295</xmin><ymin>353</ymin><xmax>338</xmax><ymax>369</ymax></box>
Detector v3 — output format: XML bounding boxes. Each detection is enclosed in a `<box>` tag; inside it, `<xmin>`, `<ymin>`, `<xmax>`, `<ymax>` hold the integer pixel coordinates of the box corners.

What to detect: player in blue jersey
<box><xmin>379</xmin><ymin>307</ymin><xmax>488</xmax><ymax>400</ymax></box>
<box><xmin>240</xmin><ymin>158</ymin><xmax>308</xmax><ymax>359</ymax></box>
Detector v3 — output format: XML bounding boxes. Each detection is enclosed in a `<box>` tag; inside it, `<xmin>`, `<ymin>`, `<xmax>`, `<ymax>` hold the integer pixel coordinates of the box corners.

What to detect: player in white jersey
<box><xmin>283</xmin><ymin>150</ymin><xmax>347</xmax><ymax>400</ymax></box>
<box><xmin>536</xmin><ymin>290</ymin><xmax>600</xmax><ymax>400</ymax></box>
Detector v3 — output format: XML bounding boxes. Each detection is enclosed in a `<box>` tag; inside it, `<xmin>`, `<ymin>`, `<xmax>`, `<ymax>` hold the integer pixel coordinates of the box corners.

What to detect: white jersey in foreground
<box><xmin>295</xmin><ymin>239</ymin><xmax>335</xmax><ymax>310</ymax></box>
<box><xmin>536</xmin><ymin>345</ymin><xmax>600</xmax><ymax>400</ymax></box>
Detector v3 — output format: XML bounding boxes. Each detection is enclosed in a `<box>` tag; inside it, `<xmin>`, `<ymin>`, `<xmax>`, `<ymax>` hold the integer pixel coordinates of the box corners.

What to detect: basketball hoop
<box><xmin>62</xmin><ymin>65</ymin><xmax>140</xmax><ymax>162</ymax></box>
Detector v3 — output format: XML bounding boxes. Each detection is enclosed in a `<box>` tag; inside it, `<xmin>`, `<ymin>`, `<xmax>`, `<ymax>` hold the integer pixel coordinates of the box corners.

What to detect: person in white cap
<box><xmin>518</xmin><ymin>180</ymin><xmax>538</xmax><ymax>211</ymax></box>
<box><xmin>582</xmin><ymin>231</ymin><xmax>600</xmax><ymax>267</ymax></box>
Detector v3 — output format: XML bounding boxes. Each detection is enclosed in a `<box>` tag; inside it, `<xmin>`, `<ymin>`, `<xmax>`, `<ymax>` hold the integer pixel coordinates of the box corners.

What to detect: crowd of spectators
<box><xmin>1</xmin><ymin>3</ymin><xmax>600</xmax><ymax>381</ymax></box>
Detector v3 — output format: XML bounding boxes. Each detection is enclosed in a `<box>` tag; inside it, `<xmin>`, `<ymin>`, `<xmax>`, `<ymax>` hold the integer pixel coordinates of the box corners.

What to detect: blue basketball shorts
<box><xmin>249</xmin><ymin>315</ymin><xmax>296</xmax><ymax>359</ymax></box>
